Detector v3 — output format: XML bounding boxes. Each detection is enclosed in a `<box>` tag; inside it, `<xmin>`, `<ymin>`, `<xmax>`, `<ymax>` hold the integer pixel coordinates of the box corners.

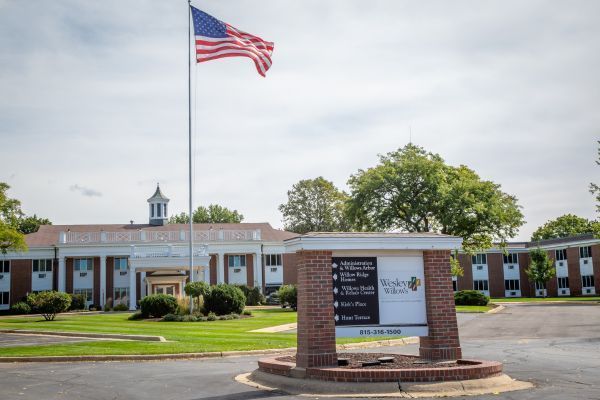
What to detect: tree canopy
<box><xmin>0</xmin><ymin>182</ymin><xmax>27</xmax><ymax>253</ymax></box>
<box><xmin>530</xmin><ymin>214</ymin><xmax>600</xmax><ymax>242</ymax></box>
<box><xmin>526</xmin><ymin>248</ymin><xmax>555</xmax><ymax>297</ymax></box>
<box><xmin>278</xmin><ymin>177</ymin><xmax>349</xmax><ymax>234</ymax></box>
<box><xmin>346</xmin><ymin>144</ymin><xmax>524</xmax><ymax>253</ymax></box>
<box><xmin>17</xmin><ymin>214</ymin><xmax>52</xmax><ymax>234</ymax></box>
<box><xmin>169</xmin><ymin>204</ymin><xmax>244</xmax><ymax>224</ymax></box>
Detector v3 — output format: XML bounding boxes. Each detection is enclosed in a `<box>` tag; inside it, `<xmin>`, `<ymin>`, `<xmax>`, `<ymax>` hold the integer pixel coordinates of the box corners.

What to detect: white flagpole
<box><xmin>187</xmin><ymin>0</ymin><xmax>194</xmax><ymax>314</ymax></box>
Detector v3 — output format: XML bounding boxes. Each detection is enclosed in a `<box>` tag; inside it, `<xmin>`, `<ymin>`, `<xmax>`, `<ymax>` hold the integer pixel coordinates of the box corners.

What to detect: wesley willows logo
<box><xmin>379</xmin><ymin>277</ymin><xmax>422</xmax><ymax>294</ymax></box>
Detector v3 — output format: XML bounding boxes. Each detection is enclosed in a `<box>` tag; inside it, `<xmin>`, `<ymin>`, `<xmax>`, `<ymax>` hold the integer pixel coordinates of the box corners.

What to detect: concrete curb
<box><xmin>0</xmin><ymin>337</ymin><xmax>418</xmax><ymax>363</ymax></box>
<box><xmin>487</xmin><ymin>304</ymin><xmax>505</xmax><ymax>314</ymax></box>
<box><xmin>0</xmin><ymin>329</ymin><xmax>166</xmax><ymax>342</ymax></box>
<box><xmin>238</xmin><ymin>371</ymin><xmax>534</xmax><ymax>398</ymax></box>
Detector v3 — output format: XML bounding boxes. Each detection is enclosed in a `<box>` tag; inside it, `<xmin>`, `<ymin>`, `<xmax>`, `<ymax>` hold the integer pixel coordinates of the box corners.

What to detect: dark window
<box><xmin>228</xmin><ymin>255</ymin><xmax>246</xmax><ymax>268</ymax></box>
<box><xmin>555</xmin><ymin>249</ymin><xmax>567</xmax><ymax>261</ymax></box>
<box><xmin>580</xmin><ymin>246</ymin><xmax>592</xmax><ymax>259</ymax></box>
<box><xmin>150</xmin><ymin>204</ymin><xmax>154</xmax><ymax>218</ymax></box>
<box><xmin>503</xmin><ymin>253</ymin><xmax>519</xmax><ymax>264</ymax></box>
<box><xmin>163</xmin><ymin>204</ymin><xmax>167</xmax><ymax>217</ymax></box>
<box><xmin>452</xmin><ymin>280</ymin><xmax>458</xmax><ymax>292</ymax></box>
<box><xmin>0</xmin><ymin>292</ymin><xmax>9</xmax><ymax>304</ymax></box>
<box><xmin>0</xmin><ymin>260</ymin><xmax>9</xmax><ymax>274</ymax></box>
<box><xmin>504</xmin><ymin>279</ymin><xmax>520</xmax><ymax>291</ymax></box>
<box><xmin>474</xmin><ymin>280</ymin><xmax>489</xmax><ymax>291</ymax></box>
<box><xmin>582</xmin><ymin>275</ymin><xmax>595</xmax><ymax>288</ymax></box>
<box><xmin>265</xmin><ymin>254</ymin><xmax>282</xmax><ymax>266</ymax></box>
<box><xmin>471</xmin><ymin>254</ymin><xmax>487</xmax><ymax>265</ymax></box>
<box><xmin>557</xmin><ymin>277</ymin><xmax>569</xmax><ymax>289</ymax></box>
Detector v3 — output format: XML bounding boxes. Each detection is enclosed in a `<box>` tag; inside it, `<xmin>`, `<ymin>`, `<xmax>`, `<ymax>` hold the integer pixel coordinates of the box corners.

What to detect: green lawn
<box><xmin>490</xmin><ymin>296</ymin><xmax>600</xmax><ymax>303</ymax></box>
<box><xmin>455</xmin><ymin>305</ymin><xmax>494</xmax><ymax>313</ymax></box>
<box><xmin>0</xmin><ymin>309</ymin><xmax>383</xmax><ymax>357</ymax></box>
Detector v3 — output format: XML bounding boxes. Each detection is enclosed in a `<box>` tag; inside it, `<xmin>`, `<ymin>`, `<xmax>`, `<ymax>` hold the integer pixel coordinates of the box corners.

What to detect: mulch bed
<box><xmin>277</xmin><ymin>353</ymin><xmax>461</xmax><ymax>369</ymax></box>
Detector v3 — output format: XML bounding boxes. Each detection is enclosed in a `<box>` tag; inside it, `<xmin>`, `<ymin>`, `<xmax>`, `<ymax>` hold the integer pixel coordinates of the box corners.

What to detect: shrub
<box><xmin>162</xmin><ymin>313</ymin><xmax>181</xmax><ymax>322</ymax></box>
<box><xmin>206</xmin><ymin>311</ymin><xmax>217</xmax><ymax>321</ymax></box>
<box><xmin>113</xmin><ymin>303</ymin><xmax>129</xmax><ymax>312</ymax></box>
<box><xmin>184</xmin><ymin>281</ymin><xmax>211</xmax><ymax>299</ymax></box>
<box><xmin>69</xmin><ymin>294</ymin><xmax>86</xmax><ymax>311</ymax></box>
<box><xmin>277</xmin><ymin>285</ymin><xmax>297</xmax><ymax>310</ymax></box>
<box><xmin>203</xmin><ymin>284</ymin><xmax>245</xmax><ymax>315</ymax></box>
<box><xmin>175</xmin><ymin>297</ymin><xmax>190</xmax><ymax>316</ymax></box>
<box><xmin>11</xmin><ymin>301</ymin><xmax>31</xmax><ymax>315</ymax></box>
<box><xmin>242</xmin><ymin>309</ymin><xmax>252</xmax><ymax>316</ymax></box>
<box><xmin>235</xmin><ymin>285</ymin><xmax>265</xmax><ymax>306</ymax></box>
<box><xmin>454</xmin><ymin>290</ymin><xmax>489</xmax><ymax>306</ymax></box>
<box><xmin>27</xmin><ymin>291</ymin><xmax>71</xmax><ymax>321</ymax></box>
<box><xmin>140</xmin><ymin>294</ymin><xmax>178</xmax><ymax>318</ymax></box>
<box><xmin>128</xmin><ymin>311</ymin><xmax>144</xmax><ymax>320</ymax></box>
<box><xmin>88</xmin><ymin>304</ymin><xmax>101</xmax><ymax>311</ymax></box>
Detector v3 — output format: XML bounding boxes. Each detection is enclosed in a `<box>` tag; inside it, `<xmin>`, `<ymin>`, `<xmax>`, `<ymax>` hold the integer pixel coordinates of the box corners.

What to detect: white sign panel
<box><xmin>334</xmin><ymin>256</ymin><xmax>428</xmax><ymax>338</ymax></box>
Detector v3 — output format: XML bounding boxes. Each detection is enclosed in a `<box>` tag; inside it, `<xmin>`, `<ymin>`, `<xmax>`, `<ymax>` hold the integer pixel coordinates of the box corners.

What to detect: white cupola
<box><xmin>147</xmin><ymin>183</ymin><xmax>170</xmax><ymax>226</ymax></box>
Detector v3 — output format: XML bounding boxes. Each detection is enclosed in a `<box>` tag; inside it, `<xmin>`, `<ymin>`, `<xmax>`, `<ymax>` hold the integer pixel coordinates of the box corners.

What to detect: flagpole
<box><xmin>187</xmin><ymin>0</ymin><xmax>194</xmax><ymax>314</ymax></box>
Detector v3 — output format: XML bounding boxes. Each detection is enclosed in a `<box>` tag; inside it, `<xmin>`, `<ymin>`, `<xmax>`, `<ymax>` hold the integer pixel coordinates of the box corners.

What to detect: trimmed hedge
<box><xmin>235</xmin><ymin>284</ymin><xmax>265</xmax><ymax>306</ymax></box>
<box><xmin>27</xmin><ymin>291</ymin><xmax>72</xmax><ymax>321</ymax></box>
<box><xmin>277</xmin><ymin>285</ymin><xmax>297</xmax><ymax>310</ymax></box>
<box><xmin>203</xmin><ymin>284</ymin><xmax>245</xmax><ymax>315</ymax></box>
<box><xmin>69</xmin><ymin>294</ymin><xmax>86</xmax><ymax>311</ymax></box>
<box><xmin>140</xmin><ymin>294</ymin><xmax>178</xmax><ymax>318</ymax></box>
<box><xmin>454</xmin><ymin>290</ymin><xmax>489</xmax><ymax>306</ymax></box>
<box><xmin>11</xmin><ymin>301</ymin><xmax>31</xmax><ymax>315</ymax></box>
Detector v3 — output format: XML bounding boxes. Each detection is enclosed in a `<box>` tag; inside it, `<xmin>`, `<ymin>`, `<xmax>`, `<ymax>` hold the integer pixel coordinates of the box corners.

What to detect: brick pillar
<box><xmin>567</xmin><ymin>248</ymin><xmax>582</xmax><ymax>296</ymax></box>
<box><xmin>419</xmin><ymin>250</ymin><xmax>462</xmax><ymax>361</ymax></box>
<box><xmin>296</xmin><ymin>250</ymin><xmax>337</xmax><ymax>368</ymax></box>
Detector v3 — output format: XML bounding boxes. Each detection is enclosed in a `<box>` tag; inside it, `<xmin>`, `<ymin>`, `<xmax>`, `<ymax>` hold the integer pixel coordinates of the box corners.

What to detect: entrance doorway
<box><xmin>154</xmin><ymin>285</ymin><xmax>176</xmax><ymax>296</ymax></box>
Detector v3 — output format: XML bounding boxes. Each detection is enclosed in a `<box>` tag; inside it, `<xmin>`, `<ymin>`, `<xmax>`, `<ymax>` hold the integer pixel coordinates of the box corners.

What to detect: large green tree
<box><xmin>346</xmin><ymin>144</ymin><xmax>524</xmax><ymax>254</ymax></box>
<box><xmin>17</xmin><ymin>214</ymin><xmax>52</xmax><ymax>234</ymax></box>
<box><xmin>0</xmin><ymin>182</ymin><xmax>27</xmax><ymax>253</ymax></box>
<box><xmin>279</xmin><ymin>177</ymin><xmax>350</xmax><ymax>234</ymax></box>
<box><xmin>531</xmin><ymin>214</ymin><xmax>600</xmax><ymax>241</ymax></box>
<box><xmin>525</xmin><ymin>248</ymin><xmax>555</xmax><ymax>298</ymax></box>
<box><xmin>169</xmin><ymin>204</ymin><xmax>244</xmax><ymax>224</ymax></box>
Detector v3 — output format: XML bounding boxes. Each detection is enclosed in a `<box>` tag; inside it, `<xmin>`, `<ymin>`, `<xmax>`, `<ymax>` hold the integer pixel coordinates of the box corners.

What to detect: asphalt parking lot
<box><xmin>0</xmin><ymin>303</ymin><xmax>598</xmax><ymax>400</ymax></box>
<box><xmin>0</xmin><ymin>332</ymin><xmax>96</xmax><ymax>348</ymax></box>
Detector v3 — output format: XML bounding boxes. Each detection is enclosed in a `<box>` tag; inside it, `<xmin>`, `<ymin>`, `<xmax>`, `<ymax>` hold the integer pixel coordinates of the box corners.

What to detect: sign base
<box><xmin>336</xmin><ymin>325</ymin><xmax>428</xmax><ymax>338</ymax></box>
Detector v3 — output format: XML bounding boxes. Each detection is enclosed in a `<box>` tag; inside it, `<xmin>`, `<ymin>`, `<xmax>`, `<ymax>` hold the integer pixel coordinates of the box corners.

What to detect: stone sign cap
<box><xmin>284</xmin><ymin>232</ymin><xmax>462</xmax><ymax>252</ymax></box>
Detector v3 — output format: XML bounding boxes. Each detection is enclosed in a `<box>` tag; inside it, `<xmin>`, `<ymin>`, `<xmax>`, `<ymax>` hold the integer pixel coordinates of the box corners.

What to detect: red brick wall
<box><xmin>566</xmin><ymin>247</ymin><xmax>581</xmax><ymax>296</ymax></box>
<box><xmin>592</xmin><ymin>244</ymin><xmax>600</xmax><ymax>293</ymax></box>
<box><xmin>487</xmin><ymin>253</ymin><xmax>504</xmax><ymax>298</ymax></box>
<box><xmin>518</xmin><ymin>252</ymin><xmax>532</xmax><ymax>297</ymax></box>
<box><xmin>419</xmin><ymin>250</ymin><xmax>462</xmax><ymax>361</ymax></box>
<box><xmin>93</xmin><ymin>257</ymin><xmax>100</xmax><ymax>305</ymax></box>
<box><xmin>9</xmin><ymin>259</ymin><xmax>31</xmax><ymax>304</ymax></box>
<box><xmin>546</xmin><ymin>251</ymin><xmax>558</xmax><ymax>297</ymax></box>
<box><xmin>261</xmin><ymin>254</ymin><xmax>266</xmax><ymax>291</ymax></box>
<box><xmin>282</xmin><ymin>253</ymin><xmax>298</xmax><ymax>285</ymax></box>
<box><xmin>66</xmin><ymin>258</ymin><xmax>73</xmax><ymax>293</ymax></box>
<box><xmin>296</xmin><ymin>250</ymin><xmax>337</xmax><ymax>368</ymax></box>
<box><xmin>209</xmin><ymin>255</ymin><xmax>217</xmax><ymax>285</ymax></box>
<box><xmin>456</xmin><ymin>254</ymin><xmax>472</xmax><ymax>291</ymax></box>
<box><xmin>106</xmin><ymin>257</ymin><xmax>114</xmax><ymax>302</ymax></box>
<box><xmin>246</xmin><ymin>254</ymin><xmax>254</xmax><ymax>288</ymax></box>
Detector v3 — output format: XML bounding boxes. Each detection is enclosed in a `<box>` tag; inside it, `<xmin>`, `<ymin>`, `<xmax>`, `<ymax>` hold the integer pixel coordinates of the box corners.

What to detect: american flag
<box><xmin>191</xmin><ymin>6</ymin><xmax>274</xmax><ymax>77</ymax></box>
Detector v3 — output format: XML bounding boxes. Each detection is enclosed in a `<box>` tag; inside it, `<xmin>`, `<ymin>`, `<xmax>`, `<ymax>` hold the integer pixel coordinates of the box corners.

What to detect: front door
<box><xmin>154</xmin><ymin>285</ymin><xmax>176</xmax><ymax>296</ymax></box>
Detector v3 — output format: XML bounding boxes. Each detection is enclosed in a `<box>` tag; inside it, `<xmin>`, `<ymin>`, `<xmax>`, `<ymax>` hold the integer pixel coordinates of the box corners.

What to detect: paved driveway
<box><xmin>0</xmin><ymin>303</ymin><xmax>599</xmax><ymax>400</ymax></box>
<box><xmin>0</xmin><ymin>332</ymin><xmax>96</xmax><ymax>348</ymax></box>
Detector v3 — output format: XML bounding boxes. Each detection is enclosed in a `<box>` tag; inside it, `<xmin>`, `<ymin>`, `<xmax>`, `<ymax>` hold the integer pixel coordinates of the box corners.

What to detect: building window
<box><xmin>557</xmin><ymin>277</ymin><xmax>569</xmax><ymax>289</ymax></box>
<box><xmin>114</xmin><ymin>287</ymin><xmax>129</xmax><ymax>304</ymax></box>
<box><xmin>0</xmin><ymin>292</ymin><xmax>9</xmax><ymax>305</ymax></box>
<box><xmin>580</xmin><ymin>246</ymin><xmax>592</xmax><ymax>259</ymax></box>
<box><xmin>0</xmin><ymin>260</ymin><xmax>9</xmax><ymax>274</ymax></box>
<box><xmin>471</xmin><ymin>254</ymin><xmax>487</xmax><ymax>265</ymax></box>
<box><xmin>150</xmin><ymin>204</ymin><xmax>154</xmax><ymax>218</ymax></box>
<box><xmin>473</xmin><ymin>280</ymin><xmax>489</xmax><ymax>291</ymax></box>
<box><xmin>265</xmin><ymin>254</ymin><xmax>282</xmax><ymax>266</ymax></box>
<box><xmin>535</xmin><ymin>281</ymin><xmax>546</xmax><ymax>290</ymax></box>
<box><xmin>163</xmin><ymin>204</ymin><xmax>167</xmax><ymax>217</ymax></box>
<box><xmin>582</xmin><ymin>275</ymin><xmax>595</xmax><ymax>288</ymax></box>
<box><xmin>157</xmin><ymin>203</ymin><xmax>162</xmax><ymax>217</ymax></box>
<box><xmin>228</xmin><ymin>255</ymin><xmax>246</xmax><ymax>268</ymax></box>
<box><xmin>33</xmin><ymin>259</ymin><xmax>53</xmax><ymax>273</ymax></box>
<box><xmin>504</xmin><ymin>279</ymin><xmax>520</xmax><ymax>291</ymax></box>
<box><xmin>74</xmin><ymin>258</ymin><xmax>93</xmax><ymax>271</ymax></box>
<box><xmin>114</xmin><ymin>258</ymin><xmax>128</xmax><ymax>271</ymax></box>
<box><xmin>73</xmin><ymin>288</ymin><xmax>93</xmax><ymax>302</ymax></box>
<box><xmin>503</xmin><ymin>253</ymin><xmax>519</xmax><ymax>264</ymax></box>
<box><xmin>452</xmin><ymin>280</ymin><xmax>458</xmax><ymax>292</ymax></box>
<box><xmin>555</xmin><ymin>249</ymin><xmax>567</xmax><ymax>261</ymax></box>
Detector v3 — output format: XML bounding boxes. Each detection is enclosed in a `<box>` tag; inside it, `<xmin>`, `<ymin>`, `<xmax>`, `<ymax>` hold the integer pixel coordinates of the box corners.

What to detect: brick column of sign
<box><xmin>419</xmin><ymin>250</ymin><xmax>462</xmax><ymax>361</ymax></box>
<box><xmin>296</xmin><ymin>250</ymin><xmax>338</xmax><ymax>368</ymax></box>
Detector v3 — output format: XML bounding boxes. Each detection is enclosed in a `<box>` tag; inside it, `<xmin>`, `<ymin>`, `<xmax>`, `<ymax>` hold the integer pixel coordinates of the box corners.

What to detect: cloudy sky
<box><xmin>0</xmin><ymin>0</ymin><xmax>598</xmax><ymax>241</ymax></box>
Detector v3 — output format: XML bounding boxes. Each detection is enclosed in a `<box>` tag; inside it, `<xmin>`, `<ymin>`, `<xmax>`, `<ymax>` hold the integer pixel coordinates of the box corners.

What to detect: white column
<box><xmin>58</xmin><ymin>257</ymin><xmax>66</xmax><ymax>292</ymax></box>
<box><xmin>254</xmin><ymin>252</ymin><xmax>262</xmax><ymax>292</ymax></box>
<box><xmin>129</xmin><ymin>267</ymin><xmax>137</xmax><ymax>311</ymax></box>
<box><xmin>217</xmin><ymin>252</ymin><xmax>225</xmax><ymax>284</ymax></box>
<box><xmin>204</xmin><ymin>264</ymin><xmax>210</xmax><ymax>284</ymax></box>
<box><xmin>146</xmin><ymin>278</ymin><xmax>152</xmax><ymax>297</ymax></box>
<box><xmin>100</xmin><ymin>256</ymin><xmax>106</xmax><ymax>307</ymax></box>
<box><xmin>140</xmin><ymin>272</ymin><xmax>146</xmax><ymax>298</ymax></box>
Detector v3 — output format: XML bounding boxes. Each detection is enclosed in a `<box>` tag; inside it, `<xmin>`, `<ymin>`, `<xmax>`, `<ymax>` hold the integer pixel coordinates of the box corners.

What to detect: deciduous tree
<box><xmin>531</xmin><ymin>214</ymin><xmax>600</xmax><ymax>242</ymax></box>
<box><xmin>346</xmin><ymin>144</ymin><xmax>524</xmax><ymax>254</ymax></box>
<box><xmin>279</xmin><ymin>177</ymin><xmax>349</xmax><ymax>234</ymax></box>
<box><xmin>0</xmin><ymin>182</ymin><xmax>26</xmax><ymax>254</ymax></box>
<box><xmin>526</xmin><ymin>248</ymin><xmax>556</xmax><ymax>298</ymax></box>
<box><xmin>169</xmin><ymin>204</ymin><xmax>244</xmax><ymax>224</ymax></box>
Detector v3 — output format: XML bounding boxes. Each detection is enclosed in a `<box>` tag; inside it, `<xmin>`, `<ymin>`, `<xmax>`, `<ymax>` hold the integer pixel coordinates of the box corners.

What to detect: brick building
<box><xmin>1</xmin><ymin>184</ymin><xmax>599</xmax><ymax>311</ymax></box>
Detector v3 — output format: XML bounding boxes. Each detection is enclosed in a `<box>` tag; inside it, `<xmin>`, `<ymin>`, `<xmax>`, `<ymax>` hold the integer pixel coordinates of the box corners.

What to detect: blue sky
<box><xmin>0</xmin><ymin>0</ymin><xmax>598</xmax><ymax>240</ymax></box>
